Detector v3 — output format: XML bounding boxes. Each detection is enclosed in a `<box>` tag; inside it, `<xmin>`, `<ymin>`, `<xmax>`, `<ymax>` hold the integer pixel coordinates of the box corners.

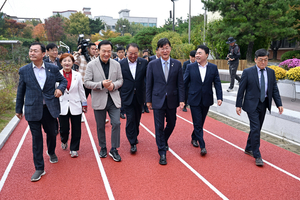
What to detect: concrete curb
<box><xmin>0</xmin><ymin>116</ymin><xmax>20</xmax><ymax>150</ymax></box>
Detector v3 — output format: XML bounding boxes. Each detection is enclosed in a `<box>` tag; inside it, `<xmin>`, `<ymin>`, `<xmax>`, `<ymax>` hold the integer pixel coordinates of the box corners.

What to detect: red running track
<box><xmin>1</xmin><ymin>98</ymin><xmax>300</xmax><ymax>199</ymax></box>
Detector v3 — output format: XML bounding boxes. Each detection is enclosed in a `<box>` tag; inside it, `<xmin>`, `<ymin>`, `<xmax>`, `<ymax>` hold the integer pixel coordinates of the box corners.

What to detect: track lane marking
<box><xmin>83</xmin><ymin>113</ymin><xmax>115</xmax><ymax>200</ymax></box>
<box><xmin>176</xmin><ymin>114</ymin><xmax>300</xmax><ymax>182</ymax></box>
<box><xmin>140</xmin><ymin>123</ymin><xmax>229</xmax><ymax>200</ymax></box>
<box><xmin>0</xmin><ymin>125</ymin><xmax>29</xmax><ymax>192</ymax></box>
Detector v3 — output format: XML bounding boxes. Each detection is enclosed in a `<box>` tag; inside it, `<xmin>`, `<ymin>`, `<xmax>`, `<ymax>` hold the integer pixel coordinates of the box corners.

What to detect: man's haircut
<box><xmin>196</xmin><ymin>45</ymin><xmax>209</xmax><ymax>55</ymax></box>
<box><xmin>190</xmin><ymin>50</ymin><xmax>196</xmax><ymax>57</ymax></box>
<box><xmin>157</xmin><ymin>38</ymin><xmax>171</xmax><ymax>48</ymax></box>
<box><xmin>117</xmin><ymin>46</ymin><xmax>125</xmax><ymax>52</ymax></box>
<box><xmin>126</xmin><ymin>43</ymin><xmax>139</xmax><ymax>50</ymax></box>
<box><xmin>255</xmin><ymin>49</ymin><xmax>269</xmax><ymax>59</ymax></box>
<box><xmin>30</xmin><ymin>42</ymin><xmax>46</xmax><ymax>53</ymax></box>
<box><xmin>46</xmin><ymin>43</ymin><xmax>58</xmax><ymax>51</ymax></box>
<box><xmin>98</xmin><ymin>40</ymin><xmax>113</xmax><ymax>50</ymax></box>
<box><xmin>59</xmin><ymin>53</ymin><xmax>75</xmax><ymax>64</ymax></box>
<box><xmin>88</xmin><ymin>43</ymin><xmax>96</xmax><ymax>48</ymax></box>
<box><xmin>156</xmin><ymin>47</ymin><xmax>159</xmax><ymax>51</ymax></box>
<box><xmin>143</xmin><ymin>49</ymin><xmax>148</xmax><ymax>53</ymax></box>
<box><xmin>58</xmin><ymin>51</ymin><xmax>63</xmax><ymax>55</ymax></box>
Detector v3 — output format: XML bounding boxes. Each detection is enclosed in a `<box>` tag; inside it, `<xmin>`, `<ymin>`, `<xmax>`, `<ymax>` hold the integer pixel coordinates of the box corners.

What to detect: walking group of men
<box><xmin>15</xmin><ymin>36</ymin><xmax>284</xmax><ymax>182</ymax></box>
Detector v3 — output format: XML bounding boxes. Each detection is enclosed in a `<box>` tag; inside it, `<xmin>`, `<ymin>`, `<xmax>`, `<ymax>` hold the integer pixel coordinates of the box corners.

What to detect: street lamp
<box><xmin>122</xmin><ymin>25</ymin><xmax>126</xmax><ymax>36</ymax></box>
<box><xmin>171</xmin><ymin>0</ymin><xmax>178</xmax><ymax>31</ymax></box>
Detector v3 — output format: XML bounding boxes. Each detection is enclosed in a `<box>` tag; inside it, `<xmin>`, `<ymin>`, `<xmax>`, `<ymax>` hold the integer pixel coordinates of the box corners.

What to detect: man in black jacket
<box><xmin>226</xmin><ymin>37</ymin><xmax>241</xmax><ymax>92</ymax></box>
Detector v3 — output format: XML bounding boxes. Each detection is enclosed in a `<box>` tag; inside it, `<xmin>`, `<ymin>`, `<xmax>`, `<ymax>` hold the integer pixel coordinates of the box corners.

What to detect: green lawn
<box><xmin>0</xmin><ymin>109</ymin><xmax>16</xmax><ymax>133</ymax></box>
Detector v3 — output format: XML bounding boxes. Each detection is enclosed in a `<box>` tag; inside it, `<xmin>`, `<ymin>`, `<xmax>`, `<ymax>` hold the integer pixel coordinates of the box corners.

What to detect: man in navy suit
<box><xmin>236</xmin><ymin>49</ymin><xmax>283</xmax><ymax>166</ymax></box>
<box><xmin>15</xmin><ymin>42</ymin><xmax>67</xmax><ymax>182</ymax></box>
<box><xmin>148</xmin><ymin>47</ymin><xmax>161</xmax><ymax>62</ymax></box>
<box><xmin>44</xmin><ymin>43</ymin><xmax>63</xmax><ymax>70</ymax></box>
<box><xmin>182</xmin><ymin>50</ymin><xmax>196</xmax><ymax>112</ymax></box>
<box><xmin>120</xmin><ymin>43</ymin><xmax>148</xmax><ymax>153</ymax></box>
<box><xmin>115</xmin><ymin>46</ymin><xmax>126</xmax><ymax>119</ymax></box>
<box><xmin>146</xmin><ymin>38</ymin><xmax>185</xmax><ymax>165</ymax></box>
<box><xmin>184</xmin><ymin>45</ymin><xmax>223</xmax><ymax>156</ymax></box>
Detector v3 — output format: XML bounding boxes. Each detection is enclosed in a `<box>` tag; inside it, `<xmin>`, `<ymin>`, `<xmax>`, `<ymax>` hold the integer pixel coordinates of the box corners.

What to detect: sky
<box><xmin>0</xmin><ymin>0</ymin><xmax>205</xmax><ymax>27</ymax></box>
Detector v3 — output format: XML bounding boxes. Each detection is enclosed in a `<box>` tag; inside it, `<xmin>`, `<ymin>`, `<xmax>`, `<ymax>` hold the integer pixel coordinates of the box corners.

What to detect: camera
<box><xmin>77</xmin><ymin>34</ymin><xmax>91</xmax><ymax>63</ymax></box>
<box><xmin>226</xmin><ymin>53</ymin><xmax>233</xmax><ymax>60</ymax></box>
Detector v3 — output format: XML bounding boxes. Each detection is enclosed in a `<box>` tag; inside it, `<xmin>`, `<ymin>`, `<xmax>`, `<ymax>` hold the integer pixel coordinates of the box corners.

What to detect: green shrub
<box><xmin>281</xmin><ymin>50</ymin><xmax>300</xmax><ymax>61</ymax></box>
<box><xmin>0</xmin><ymin>85</ymin><xmax>16</xmax><ymax>115</ymax></box>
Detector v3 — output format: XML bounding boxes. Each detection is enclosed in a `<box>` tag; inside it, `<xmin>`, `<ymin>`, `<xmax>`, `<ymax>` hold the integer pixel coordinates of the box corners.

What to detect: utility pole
<box><xmin>188</xmin><ymin>0</ymin><xmax>191</xmax><ymax>43</ymax></box>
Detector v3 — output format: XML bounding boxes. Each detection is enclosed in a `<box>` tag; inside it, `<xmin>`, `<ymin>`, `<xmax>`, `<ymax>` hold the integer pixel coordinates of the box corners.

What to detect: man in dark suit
<box><xmin>120</xmin><ymin>43</ymin><xmax>147</xmax><ymax>153</ymax></box>
<box><xmin>184</xmin><ymin>45</ymin><xmax>223</xmax><ymax>156</ymax></box>
<box><xmin>15</xmin><ymin>42</ymin><xmax>67</xmax><ymax>182</ymax></box>
<box><xmin>44</xmin><ymin>43</ymin><xmax>63</xmax><ymax>70</ymax></box>
<box><xmin>148</xmin><ymin>47</ymin><xmax>161</xmax><ymax>62</ymax></box>
<box><xmin>182</xmin><ymin>50</ymin><xmax>196</xmax><ymax>112</ymax></box>
<box><xmin>146</xmin><ymin>38</ymin><xmax>185</xmax><ymax>165</ymax></box>
<box><xmin>236</xmin><ymin>49</ymin><xmax>283</xmax><ymax>166</ymax></box>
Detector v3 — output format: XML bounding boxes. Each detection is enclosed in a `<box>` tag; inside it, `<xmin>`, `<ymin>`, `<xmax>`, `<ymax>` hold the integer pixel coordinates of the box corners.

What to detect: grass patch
<box><xmin>221</xmin><ymin>80</ymin><xmax>230</xmax><ymax>83</ymax></box>
<box><xmin>0</xmin><ymin>108</ymin><xmax>15</xmax><ymax>133</ymax></box>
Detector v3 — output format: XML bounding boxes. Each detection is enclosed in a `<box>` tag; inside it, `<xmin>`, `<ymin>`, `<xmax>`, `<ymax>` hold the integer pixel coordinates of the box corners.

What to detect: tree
<box><xmin>32</xmin><ymin>23</ymin><xmax>47</xmax><ymax>41</ymax></box>
<box><xmin>0</xmin><ymin>12</ymin><xmax>6</xmax><ymax>36</ymax></box>
<box><xmin>89</xmin><ymin>18</ymin><xmax>105</xmax><ymax>34</ymax></box>
<box><xmin>68</xmin><ymin>12</ymin><xmax>90</xmax><ymax>35</ymax></box>
<box><xmin>202</xmin><ymin>0</ymin><xmax>298</xmax><ymax>61</ymax></box>
<box><xmin>22</xmin><ymin>24</ymin><xmax>34</xmax><ymax>39</ymax></box>
<box><xmin>109</xmin><ymin>36</ymin><xmax>132</xmax><ymax>49</ymax></box>
<box><xmin>4</xmin><ymin>18</ymin><xmax>26</xmax><ymax>38</ymax></box>
<box><xmin>134</xmin><ymin>27</ymin><xmax>159</xmax><ymax>53</ymax></box>
<box><xmin>115</xmin><ymin>18</ymin><xmax>131</xmax><ymax>34</ymax></box>
<box><xmin>45</xmin><ymin>16</ymin><xmax>64</xmax><ymax>42</ymax></box>
<box><xmin>99</xmin><ymin>29</ymin><xmax>120</xmax><ymax>40</ymax></box>
<box><xmin>128</xmin><ymin>22</ymin><xmax>144</xmax><ymax>36</ymax></box>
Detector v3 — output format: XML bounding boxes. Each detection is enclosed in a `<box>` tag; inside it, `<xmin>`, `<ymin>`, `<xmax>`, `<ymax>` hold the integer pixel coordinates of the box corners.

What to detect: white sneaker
<box><xmin>227</xmin><ymin>88</ymin><xmax>234</xmax><ymax>92</ymax></box>
<box><xmin>70</xmin><ymin>151</ymin><xmax>78</xmax><ymax>158</ymax></box>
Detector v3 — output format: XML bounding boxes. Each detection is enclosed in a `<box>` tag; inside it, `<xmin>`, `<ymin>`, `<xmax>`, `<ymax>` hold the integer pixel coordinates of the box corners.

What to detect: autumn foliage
<box><xmin>32</xmin><ymin>23</ymin><xmax>47</xmax><ymax>41</ymax></box>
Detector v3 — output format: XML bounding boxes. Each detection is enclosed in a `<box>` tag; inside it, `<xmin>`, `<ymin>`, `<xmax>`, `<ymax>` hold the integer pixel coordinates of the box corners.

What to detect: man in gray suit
<box><xmin>15</xmin><ymin>42</ymin><xmax>67</xmax><ymax>182</ymax></box>
<box><xmin>84</xmin><ymin>40</ymin><xmax>123</xmax><ymax>162</ymax></box>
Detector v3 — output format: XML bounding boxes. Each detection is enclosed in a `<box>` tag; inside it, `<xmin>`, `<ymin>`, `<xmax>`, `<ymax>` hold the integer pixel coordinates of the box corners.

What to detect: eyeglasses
<box><xmin>127</xmin><ymin>52</ymin><xmax>138</xmax><ymax>56</ymax></box>
<box><xmin>257</xmin><ymin>58</ymin><xmax>268</xmax><ymax>63</ymax></box>
<box><xmin>159</xmin><ymin>47</ymin><xmax>171</xmax><ymax>52</ymax></box>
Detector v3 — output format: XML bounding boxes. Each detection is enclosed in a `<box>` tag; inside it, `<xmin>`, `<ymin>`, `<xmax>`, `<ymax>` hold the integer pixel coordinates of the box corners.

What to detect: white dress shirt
<box><xmin>198</xmin><ymin>62</ymin><xmax>208</xmax><ymax>82</ymax></box>
<box><xmin>128</xmin><ymin>59</ymin><xmax>137</xmax><ymax>79</ymax></box>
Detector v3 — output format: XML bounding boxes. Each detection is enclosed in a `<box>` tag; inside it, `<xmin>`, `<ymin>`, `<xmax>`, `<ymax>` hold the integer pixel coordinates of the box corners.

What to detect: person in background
<box><xmin>143</xmin><ymin>55</ymin><xmax>149</xmax><ymax>62</ymax></box>
<box><xmin>142</xmin><ymin>49</ymin><xmax>149</xmax><ymax>57</ymax></box>
<box><xmin>44</xmin><ymin>43</ymin><xmax>62</xmax><ymax>70</ymax></box>
<box><xmin>226</xmin><ymin>37</ymin><xmax>241</xmax><ymax>92</ymax></box>
<box><xmin>58</xmin><ymin>53</ymin><xmax>87</xmax><ymax>158</ymax></box>
<box><xmin>115</xmin><ymin>46</ymin><xmax>126</xmax><ymax>62</ymax></box>
<box><xmin>149</xmin><ymin>47</ymin><xmax>161</xmax><ymax>62</ymax></box>
<box><xmin>58</xmin><ymin>51</ymin><xmax>63</xmax><ymax>59</ymax></box>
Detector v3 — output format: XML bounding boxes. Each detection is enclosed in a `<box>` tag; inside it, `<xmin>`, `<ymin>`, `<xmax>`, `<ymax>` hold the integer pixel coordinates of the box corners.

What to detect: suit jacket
<box><xmin>184</xmin><ymin>62</ymin><xmax>223</xmax><ymax>107</ymax></box>
<box><xmin>236</xmin><ymin>65</ymin><xmax>282</xmax><ymax>113</ymax></box>
<box><xmin>84</xmin><ymin>58</ymin><xmax>123</xmax><ymax>110</ymax></box>
<box><xmin>44</xmin><ymin>57</ymin><xmax>63</xmax><ymax>70</ymax></box>
<box><xmin>120</xmin><ymin>57</ymin><xmax>148</xmax><ymax>106</ymax></box>
<box><xmin>182</xmin><ymin>60</ymin><xmax>192</xmax><ymax>75</ymax></box>
<box><xmin>146</xmin><ymin>58</ymin><xmax>185</xmax><ymax>109</ymax></box>
<box><xmin>148</xmin><ymin>55</ymin><xmax>157</xmax><ymax>62</ymax></box>
<box><xmin>15</xmin><ymin>62</ymin><xmax>67</xmax><ymax>121</ymax></box>
<box><xmin>58</xmin><ymin>70</ymin><xmax>87</xmax><ymax>115</ymax></box>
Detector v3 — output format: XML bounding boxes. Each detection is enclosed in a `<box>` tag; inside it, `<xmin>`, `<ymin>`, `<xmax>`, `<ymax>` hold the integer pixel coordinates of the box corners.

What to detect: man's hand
<box><xmin>54</xmin><ymin>89</ymin><xmax>62</xmax><ymax>98</ymax></box>
<box><xmin>147</xmin><ymin>103</ymin><xmax>152</xmax><ymax>110</ymax></box>
<box><xmin>16</xmin><ymin>113</ymin><xmax>23</xmax><ymax>119</ymax></box>
<box><xmin>217</xmin><ymin>100</ymin><xmax>222</xmax><ymax>106</ymax></box>
<box><xmin>278</xmin><ymin>106</ymin><xmax>284</xmax><ymax>115</ymax></box>
<box><xmin>107</xmin><ymin>83</ymin><xmax>114</xmax><ymax>91</ymax></box>
<box><xmin>180</xmin><ymin>102</ymin><xmax>185</xmax><ymax>109</ymax></box>
<box><xmin>236</xmin><ymin>107</ymin><xmax>242</xmax><ymax>116</ymax></box>
<box><xmin>102</xmin><ymin>80</ymin><xmax>112</xmax><ymax>88</ymax></box>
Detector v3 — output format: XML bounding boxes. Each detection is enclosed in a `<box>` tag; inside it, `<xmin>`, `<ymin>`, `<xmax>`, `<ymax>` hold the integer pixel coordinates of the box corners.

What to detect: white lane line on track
<box><xmin>0</xmin><ymin>126</ymin><xmax>29</xmax><ymax>192</ymax></box>
<box><xmin>140</xmin><ymin>123</ymin><xmax>229</xmax><ymax>200</ymax></box>
<box><xmin>83</xmin><ymin>113</ymin><xmax>115</xmax><ymax>200</ymax></box>
<box><xmin>176</xmin><ymin>114</ymin><xmax>300</xmax><ymax>182</ymax></box>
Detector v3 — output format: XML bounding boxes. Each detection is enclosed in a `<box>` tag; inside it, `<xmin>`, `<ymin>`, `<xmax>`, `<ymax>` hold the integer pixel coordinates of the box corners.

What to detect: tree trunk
<box><xmin>271</xmin><ymin>40</ymin><xmax>282</xmax><ymax>60</ymax></box>
<box><xmin>246</xmin><ymin>41</ymin><xmax>254</xmax><ymax>62</ymax></box>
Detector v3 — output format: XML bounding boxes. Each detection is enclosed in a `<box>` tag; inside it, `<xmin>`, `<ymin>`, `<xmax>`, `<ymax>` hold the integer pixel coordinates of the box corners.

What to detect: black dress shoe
<box><xmin>144</xmin><ymin>108</ymin><xmax>149</xmax><ymax>113</ymax></box>
<box><xmin>191</xmin><ymin>140</ymin><xmax>199</xmax><ymax>147</ymax></box>
<box><xmin>142</xmin><ymin>108</ymin><xmax>145</xmax><ymax>113</ymax></box>
<box><xmin>99</xmin><ymin>147</ymin><xmax>107</xmax><ymax>158</ymax></box>
<box><xmin>130</xmin><ymin>144</ymin><xmax>137</xmax><ymax>154</ymax></box>
<box><xmin>159</xmin><ymin>154</ymin><xmax>167</xmax><ymax>165</ymax></box>
<box><xmin>200</xmin><ymin>148</ymin><xmax>207</xmax><ymax>156</ymax></box>
<box><xmin>255</xmin><ymin>157</ymin><xmax>264</xmax><ymax>166</ymax></box>
<box><xmin>182</xmin><ymin>107</ymin><xmax>187</xmax><ymax>112</ymax></box>
<box><xmin>165</xmin><ymin>145</ymin><xmax>169</xmax><ymax>151</ymax></box>
<box><xmin>136</xmin><ymin>139</ymin><xmax>139</xmax><ymax>144</ymax></box>
<box><xmin>120</xmin><ymin>113</ymin><xmax>126</xmax><ymax>119</ymax></box>
<box><xmin>244</xmin><ymin>150</ymin><xmax>254</xmax><ymax>157</ymax></box>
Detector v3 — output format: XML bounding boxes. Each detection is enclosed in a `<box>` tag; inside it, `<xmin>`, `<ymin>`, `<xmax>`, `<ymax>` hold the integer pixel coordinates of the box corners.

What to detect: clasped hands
<box><xmin>102</xmin><ymin>79</ymin><xmax>114</xmax><ymax>91</ymax></box>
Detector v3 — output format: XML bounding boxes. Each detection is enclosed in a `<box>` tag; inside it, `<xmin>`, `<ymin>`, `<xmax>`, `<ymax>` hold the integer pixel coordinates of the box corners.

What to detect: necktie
<box><xmin>260</xmin><ymin>69</ymin><xmax>265</xmax><ymax>102</ymax></box>
<box><xmin>164</xmin><ymin>61</ymin><xmax>168</xmax><ymax>82</ymax></box>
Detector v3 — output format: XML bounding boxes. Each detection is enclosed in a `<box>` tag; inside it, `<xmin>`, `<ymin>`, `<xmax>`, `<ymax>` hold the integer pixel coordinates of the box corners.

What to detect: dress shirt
<box><xmin>198</xmin><ymin>62</ymin><xmax>208</xmax><ymax>82</ymax></box>
<box><xmin>128</xmin><ymin>59</ymin><xmax>137</xmax><ymax>79</ymax></box>
<box><xmin>256</xmin><ymin>65</ymin><xmax>268</xmax><ymax>97</ymax></box>
<box><xmin>33</xmin><ymin>62</ymin><xmax>46</xmax><ymax>90</ymax></box>
<box><xmin>49</xmin><ymin>57</ymin><xmax>58</xmax><ymax>66</ymax></box>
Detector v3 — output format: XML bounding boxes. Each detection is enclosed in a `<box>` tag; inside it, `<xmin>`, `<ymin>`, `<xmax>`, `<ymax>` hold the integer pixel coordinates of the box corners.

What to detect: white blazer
<box><xmin>59</xmin><ymin>69</ymin><xmax>87</xmax><ymax>115</ymax></box>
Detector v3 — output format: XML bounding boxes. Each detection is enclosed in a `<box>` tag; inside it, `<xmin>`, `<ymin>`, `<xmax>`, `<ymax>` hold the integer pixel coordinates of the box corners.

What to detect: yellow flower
<box><xmin>268</xmin><ymin>65</ymin><xmax>286</xmax><ymax>81</ymax></box>
<box><xmin>286</xmin><ymin>66</ymin><xmax>300</xmax><ymax>81</ymax></box>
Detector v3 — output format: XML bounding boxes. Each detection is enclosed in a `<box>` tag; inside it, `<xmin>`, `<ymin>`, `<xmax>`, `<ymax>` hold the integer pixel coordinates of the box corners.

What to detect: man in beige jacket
<box><xmin>84</xmin><ymin>40</ymin><xmax>123</xmax><ymax>162</ymax></box>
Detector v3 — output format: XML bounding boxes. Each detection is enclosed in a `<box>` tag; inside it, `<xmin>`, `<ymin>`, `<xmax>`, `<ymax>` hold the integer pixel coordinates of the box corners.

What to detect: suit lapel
<box><xmin>251</xmin><ymin>66</ymin><xmax>260</xmax><ymax>90</ymax></box>
<box><xmin>157</xmin><ymin>59</ymin><xmax>166</xmax><ymax>83</ymax></box>
<box><xmin>96</xmin><ymin>59</ymin><xmax>106</xmax><ymax>80</ymax></box>
<box><xmin>69</xmin><ymin>71</ymin><xmax>77</xmax><ymax>91</ymax></box>
<box><xmin>124</xmin><ymin>58</ymin><xmax>134</xmax><ymax>80</ymax></box>
<box><xmin>135</xmin><ymin>58</ymin><xmax>143</xmax><ymax>80</ymax></box>
<box><xmin>28</xmin><ymin>63</ymin><xmax>42</xmax><ymax>91</ymax></box>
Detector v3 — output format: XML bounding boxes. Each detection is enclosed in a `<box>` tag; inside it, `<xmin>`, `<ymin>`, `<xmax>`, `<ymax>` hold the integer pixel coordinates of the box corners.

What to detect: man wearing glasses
<box><xmin>146</xmin><ymin>38</ymin><xmax>185</xmax><ymax>165</ymax></box>
<box><xmin>236</xmin><ymin>49</ymin><xmax>283</xmax><ymax>166</ymax></box>
<box><xmin>44</xmin><ymin>43</ymin><xmax>62</xmax><ymax>70</ymax></box>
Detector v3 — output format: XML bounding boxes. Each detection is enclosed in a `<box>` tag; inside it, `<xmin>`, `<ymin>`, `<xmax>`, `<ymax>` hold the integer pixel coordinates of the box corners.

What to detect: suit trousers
<box><xmin>229</xmin><ymin>61</ymin><xmax>241</xmax><ymax>89</ymax></box>
<box><xmin>245</xmin><ymin>98</ymin><xmax>268</xmax><ymax>158</ymax></box>
<box><xmin>153</xmin><ymin>98</ymin><xmax>177</xmax><ymax>156</ymax></box>
<box><xmin>94</xmin><ymin>95</ymin><xmax>121</xmax><ymax>149</ymax></box>
<box><xmin>124</xmin><ymin>94</ymin><xmax>143</xmax><ymax>145</ymax></box>
<box><xmin>28</xmin><ymin>106</ymin><xmax>58</xmax><ymax>170</ymax></box>
<box><xmin>59</xmin><ymin>110</ymin><xmax>82</xmax><ymax>151</ymax></box>
<box><xmin>190</xmin><ymin>104</ymin><xmax>210</xmax><ymax>148</ymax></box>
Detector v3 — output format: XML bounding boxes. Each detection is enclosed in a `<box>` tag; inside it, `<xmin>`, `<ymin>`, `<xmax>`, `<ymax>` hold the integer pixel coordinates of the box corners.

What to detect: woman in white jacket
<box><xmin>59</xmin><ymin>53</ymin><xmax>87</xmax><ymax>157</ymax></box>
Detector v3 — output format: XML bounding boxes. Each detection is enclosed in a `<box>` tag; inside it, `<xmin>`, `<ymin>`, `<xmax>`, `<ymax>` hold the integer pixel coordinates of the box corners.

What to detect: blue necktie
<box><xmin>260</xmin><ymin>69</ymin><xmax>265</xmax><ymax>102</ymax></box>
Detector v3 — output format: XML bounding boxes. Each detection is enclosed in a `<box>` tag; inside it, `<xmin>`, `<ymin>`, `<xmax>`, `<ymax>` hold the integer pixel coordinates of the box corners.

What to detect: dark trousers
<box><xmin>59</xmin><ymin>110</ymin><xmax>82</xmax><ymax>151</ymax></box>
<box><xmin>124</xmin><ymin>94</ymin><xmax>143</xmax><ymax>145</ymax></box>
<box><xmin>153</xmin><ymin>99</ymin><xmax>177</xmax><ymax>156</ymax></box>
<box><xmin>190</xmin><ymin>104</ymin><xmax>210</xmax><ymax>148</ymax></box>
<box><xmin>245</xmin><ymin>99</ymin><xmax>268</xmax><ymax>158</ymax></box>
<box><xmin>229</xmin><ymin>61</ymin><xmax>241</xmax><ymax>89</ymax></box>
<box><xmin>84</xmin><ymin>85</ymin><xmax>91</xmax><ymax>99</ymax></box>
<box><xmin>28</xmin><ymin>106</ymin><xmax>58</xmax><ymax>170</ymax></box>
<box><xmin>93</xmin><ymin>95</ymin><xmax>121</xmax><ymax>149</ymax></box>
